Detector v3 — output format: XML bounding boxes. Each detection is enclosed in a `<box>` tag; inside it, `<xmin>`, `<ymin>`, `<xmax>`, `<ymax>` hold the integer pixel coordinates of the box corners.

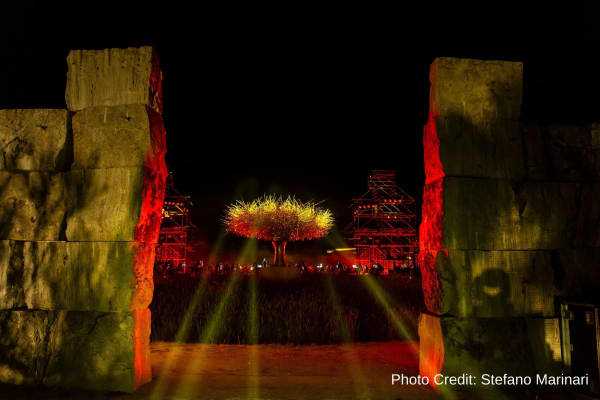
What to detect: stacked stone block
<box><xmin>0</xmin><ymin>47</ymin><xmax>166</xmax><ymax>392</ymax></box>
<box><xmin>419</xmin><ymin>58</ymin><xmax>599</xmax><ymax>384</ymax></box>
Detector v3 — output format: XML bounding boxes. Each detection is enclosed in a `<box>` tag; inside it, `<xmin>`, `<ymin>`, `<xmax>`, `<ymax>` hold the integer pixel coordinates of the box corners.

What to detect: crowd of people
<box><xmin>155</xmin><ymin>259</ymin><xmax>415</xmax><ymax>277</ymax></box>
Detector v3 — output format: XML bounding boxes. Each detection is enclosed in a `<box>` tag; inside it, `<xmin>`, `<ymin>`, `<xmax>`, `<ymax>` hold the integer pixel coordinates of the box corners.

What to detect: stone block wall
<box><xmin>0</xmin><ymin>46</ymin><xmax>166</xmax><ymax>392</ymax></box>
<box><xmin>419</xmin><ymin>58</ymin><xmax>600</xmax><ymax>384</ymax></box>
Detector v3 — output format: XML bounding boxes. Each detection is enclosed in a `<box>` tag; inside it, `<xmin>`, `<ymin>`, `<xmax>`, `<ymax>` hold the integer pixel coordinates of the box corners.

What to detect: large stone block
<box><xmin>522</xmin><ymin>124</ymin><xmax>600</xmax><ymax>181</ymax></box>
<box><xmin>433</xmin><ymin>249</ymin><xmax>563</xmax><ymax>317</ymax></box>
<box><xmin>430</xmin><ymin>177</ymin><xmax>579</xmax><ymax>251</ymax></box>
<box><xmin>424</xmin><ymin>115</ymin><xmax>525</xmax><ymax>183</ymax></box>
<box><xmin>65</xmin><ymin>167</ymin><xmax>164</xmax><ymax>243</ymax></box>
<box><xmin>0</xmin><ymin>240</ymin><xmax>154</xmax><ymax>312</ymax></box>
<box><xmin>65</xmin><ymin>101</ymin><xmax>166</xmax><ymax>242</ymax></box>
<box><xmin>419</xmin><ymin>313</ymin><xmax>537</xmax><ymax>386</ymax></box>
<box><xmin>0</xmin><ymin>109</ymin><xmax>72</xmax><ymax>171</ymax></box>
<box><xmin>17</xmin><ymin>240</ymin><xmax>152</xmax><ymax>311</ymax></box>
<box><xmin>0</xmin><ymin>309</ymin><xmax>151</xmax><ymax>392</ymax></box>
<box><xmin>419</xmin><ymin>178</ymin><xmax>580</xmax><ymax>314</ymax></box>
<box><xmin>423</xmin><ymin>246</ymin><xmax>600</xmax><ymax>318</ymax></box>
<box><xmin>429</xmin><ymin>57</ymin><xmax>523</xmax><ymax>122</ymax></box>
<box><xmin>0</xmin><ymin>171</ymin><xmax>67</xmax><ymax>241</ymax></box>
<box><xmin>71</xmin><ymin>105</ymin><xmax>165</xmax><ymax>170</ymax></box>
<box><xmin>66</xmin><ymin>47</ymin><xmax>162</xmax><ymax>113</ymax></box>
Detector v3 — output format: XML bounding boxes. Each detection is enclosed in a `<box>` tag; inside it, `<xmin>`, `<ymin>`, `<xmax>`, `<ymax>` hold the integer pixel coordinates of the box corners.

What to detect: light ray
<box><xmin>246</xmin><ymin>273</ymin><xmax>260</xmax><ymax>399</ymax></box>
<box><xmin>324</xmin><ymin>275</ymin><xmax>371</xmax><ymax>398</ymax></box>
<box><xmin>169</xmin><ymin>238</ymin><xmax>257</xmax><ymax>397</ymax></box>
<box><xmin>360</xmin><ymin>274</ymin><xmax>459</xmax><ymax>399</ymax></box>
<box><xmin>207</xmin><ymin>228</ymin><xmax>228</xmax><ymax>265</ymax></box>
<box><xmin>149</xmin><ymin>274</ymin><xmax>210</xmax><ymax>399</ymax></box>
<box><xmin>151</xmin><ymin>237</ymin><xmax>255</xmax><ymax>398</ymax></box>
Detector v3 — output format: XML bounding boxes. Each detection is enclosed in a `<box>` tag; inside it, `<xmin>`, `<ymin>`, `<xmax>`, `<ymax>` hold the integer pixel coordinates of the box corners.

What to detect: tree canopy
<box><xmin>224</xmin><ymin>195</ymin><xmax>333</xmax><ymax>242</ymax></box>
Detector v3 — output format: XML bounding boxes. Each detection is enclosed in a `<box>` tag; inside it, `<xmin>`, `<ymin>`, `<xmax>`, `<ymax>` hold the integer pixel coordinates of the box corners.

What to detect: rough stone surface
<box><xmin>419</xmin><ymin>178</ymin><xmax>444</xmax><ymax>314</ymax></box>
<box><xmin>71</xmin><ymin>105</ymin><xmax>163</xmax><ymax>170</ymax></box>
<box><xmin>65</xmin><ymin>167</ymin><xmax>144</xmax><ymax>241</ymax></box>
<box><xmin>0</xmin><ymin>240</ymin><xmax>25</xmax><ymax>308</ymax></box>
<box><xmin>419</xmin><ymin>313</ymin><xmax>539</xmax><ymax>385</ymax></box>
<box><xmin>522</xmin><ymin>123</ymin><xmax>600</xmax><ymax>181</ymax></box>
<box><xmin>429</xmin><ymin>57</ymin><xmax>523</xmax><ymax>122</ymax></box>
<box><xmin>440</xmin><ymin>177</ymin><xmax>579</xmax><ymax>250</ymax></box>
<box><xmin>0</xmin><ymin>309</ymin><xmax>150</xmax><ymax>392</ymax></box>
<box><xmin>420</xmin><ymin>177</ymin><xmax>582</xmax><ymax>314</ymax></box>
<box><xmin>424</xmin><ymin>247</ymin><xmax>600</xmax><ymax>318</ymax></box>
<box><xmin>0</xmin><ymin>240</ymin><xmax>154</xmax><ymax>312</ymax></box>
<box><xmin>0</xmin><ymin>310</ymin><xmax>56</xmax><ymax>385</ymax></box>
<box><xmin>66</xmin><ymin>166</ymin><xmax>165</xmax><ymax>243</ymax></box>
<box><xmin>133</xmin><ymin>308</ymin><xmax>151</xmax><ymax>387</ymax></box>
<box><xmin>66</xmin><ymin>47</ymin><xmax>162</xmax><ymax>113</ymax></box>
<box><xmin>28</xmin><ymin>241</ymin><xmax>152</xmax><ymax>311</ymax></box>
<box><xmin>424</xmin><ymin>116</ymin><xmax>525</xmax><ymax>183</ymax></box>
<box><xmin>0</xmin><ymin>109</ymin><xmax>72</xmax><ymax>172</ymax></box>
<box><xmin>0</xmin><ymin>171</ymin><xmax>67</xmax><ymax>241</ymax></box>
<box><xmin>434</xmin><ymin>249</ymin><xmax>564</xmax><ymax>317</ymax></box>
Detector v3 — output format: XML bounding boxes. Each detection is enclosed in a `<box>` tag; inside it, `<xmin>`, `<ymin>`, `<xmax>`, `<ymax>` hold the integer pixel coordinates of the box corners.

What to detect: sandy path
<box><xmin>135</xmin><ymin>341</ymin><xmax>431</xmax><ymax>399</ymax></box>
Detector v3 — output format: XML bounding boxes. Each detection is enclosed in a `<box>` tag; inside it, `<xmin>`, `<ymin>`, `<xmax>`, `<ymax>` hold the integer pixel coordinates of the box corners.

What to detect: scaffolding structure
<box><xmin>347</xmin><ymin>170</ymin><xmax>417</xmax><ymax>272</ymax></box>
<box><xmin>156</xmin><ymin>173</ymin><xmax>193</xmax><ymax>269</ymax></box>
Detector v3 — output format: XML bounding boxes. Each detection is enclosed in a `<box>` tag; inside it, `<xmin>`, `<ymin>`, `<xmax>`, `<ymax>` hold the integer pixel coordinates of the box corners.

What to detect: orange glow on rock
<box><xmin>130</xmin><ymin>59</ymin><xmax>167</xmax><ymax>389</ymax></box>
<box><xmin>419</xmin><ymin>179</ymin><xmax>446</xmax><ymax>314</ymax></box>
<box><xmin>130</xmin><ymin>242</ymin><xmax>156</xmax><ymax>311</ymax></box>
<box><xmin>134</xmin><ymin>308</ymin><xmax>152</xmax><ymax>388</ymax></box>
<box><xmin>130</xmin><ymin>109</ymin><xmax>167</xmax><ymax>313</ymax></box>
<box><xmin>418</xmin><ymin>313</ymin><xmax>445</xmax><ymax>387</ymax></box>
<box><xmin>418</xmin><ymin>59</ymin><xmax>447</xmax><ymax>386</ymax></box>
<box><xmin>134</xmin><ymin>109</ymin><xmax>167</xmax><ymax>245</ymax></box>
<box><xmin>129</xmin><ymin>110</ymin><xmax>166</xmax><ymax>387</ymax></box>
<box><xmin>423</xmin><ymin>110</ymin><xmax>445</xmax><ymax>185</ymax></box>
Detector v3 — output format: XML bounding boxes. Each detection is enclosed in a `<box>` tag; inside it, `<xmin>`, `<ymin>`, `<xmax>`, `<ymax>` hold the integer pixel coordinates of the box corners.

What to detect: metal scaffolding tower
<box><xmin>348</xmin><ymin>170</ymin><xmax>417</xmax><ymax>272</ymax></box>
<box><xmin>156</xmin><ymin>173</ymin><xmax>193</xmax><ymax>268</ymax></box>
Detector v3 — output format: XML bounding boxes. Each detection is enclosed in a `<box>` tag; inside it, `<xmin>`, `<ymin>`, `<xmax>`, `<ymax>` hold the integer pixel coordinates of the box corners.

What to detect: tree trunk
<box><xmin>272</xmin><ymin>241</ymin><xmax>287</xmax><ymax>266</ymax></box>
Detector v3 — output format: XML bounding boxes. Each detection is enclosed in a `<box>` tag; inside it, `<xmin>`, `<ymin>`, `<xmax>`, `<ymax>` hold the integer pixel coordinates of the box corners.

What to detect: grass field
<box><xmin>150</xmin><ymin>272</ymin><xmax>424</xmax><ymax>344</ymax></box>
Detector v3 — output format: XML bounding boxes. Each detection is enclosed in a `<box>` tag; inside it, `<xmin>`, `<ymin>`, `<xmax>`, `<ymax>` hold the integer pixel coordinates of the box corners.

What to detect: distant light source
<box><xmin>326</xmin><ymin>247</ymin><xmax>356</xmax><ymax>254</ymax></box>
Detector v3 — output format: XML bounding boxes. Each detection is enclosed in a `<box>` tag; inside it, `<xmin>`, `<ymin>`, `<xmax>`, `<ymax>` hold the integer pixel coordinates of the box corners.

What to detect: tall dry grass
<box><xmin>150</xmin><ymin>272</ymin><xmax>423</xmax><ymax>344</ymax></box>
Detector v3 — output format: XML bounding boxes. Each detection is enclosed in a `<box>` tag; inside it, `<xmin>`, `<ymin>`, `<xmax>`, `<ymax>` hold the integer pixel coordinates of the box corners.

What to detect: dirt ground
<box><xmin>0</xmin><ymin>342</ymin><xmax>596</xmax><ymax>399</ymax></box>
<box><xmin>139</xmin><ymin>341</ymin><xmax>429</xmax><ymax>399</ymax></box>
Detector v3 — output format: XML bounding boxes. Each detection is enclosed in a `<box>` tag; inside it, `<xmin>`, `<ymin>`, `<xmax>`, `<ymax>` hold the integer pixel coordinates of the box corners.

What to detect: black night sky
<box><xmin>2</xmin><ymin>15</ymin><xmax>598</xmax><ymax>261</ymax></box>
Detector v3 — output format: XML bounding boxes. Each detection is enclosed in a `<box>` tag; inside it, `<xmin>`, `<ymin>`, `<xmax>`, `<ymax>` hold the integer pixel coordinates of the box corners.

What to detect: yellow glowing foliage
<box><xmin>224</xmin><ymin>195</ymin><xmax>334</xmax><ymax>242</ymax></box>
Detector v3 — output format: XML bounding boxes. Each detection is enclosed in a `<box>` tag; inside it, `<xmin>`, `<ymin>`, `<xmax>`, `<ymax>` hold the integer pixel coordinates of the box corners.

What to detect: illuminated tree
<box><xmin>224</xmin><ymin>195</ymin><xmax>334</xmax><ymax>266</ymax></box>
